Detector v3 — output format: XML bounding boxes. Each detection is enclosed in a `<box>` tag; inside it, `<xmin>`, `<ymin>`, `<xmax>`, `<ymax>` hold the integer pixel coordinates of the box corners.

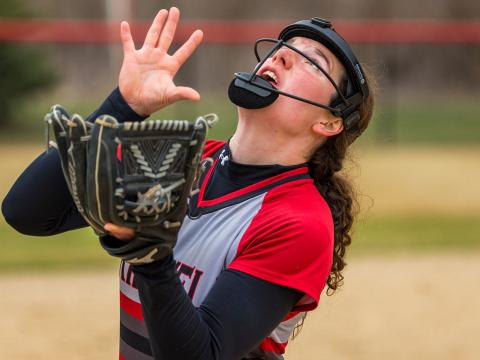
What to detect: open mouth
<box><xmin>259</xmin><ymin>70</ymin><xmax>278</xmax><ymax>87</ymax></box>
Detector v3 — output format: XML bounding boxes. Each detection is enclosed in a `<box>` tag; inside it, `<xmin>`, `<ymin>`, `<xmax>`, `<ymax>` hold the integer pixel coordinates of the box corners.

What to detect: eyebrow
<box><xmin>312</xmin><ymin>47</ymin><xmax>331</xmax><ymax>71</ymax></box>
<box><xmin>288</xmin><ymin>38</ymin><xmax>332</xmax><ymax>71</ymax></box>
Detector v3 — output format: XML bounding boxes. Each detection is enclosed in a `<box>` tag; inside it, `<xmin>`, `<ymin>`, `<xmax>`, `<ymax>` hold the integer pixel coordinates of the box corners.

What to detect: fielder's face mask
<box><xmin>228</xmin><ymin>17</ymin><xmax>369</xmax><ymax>130</ymax></box>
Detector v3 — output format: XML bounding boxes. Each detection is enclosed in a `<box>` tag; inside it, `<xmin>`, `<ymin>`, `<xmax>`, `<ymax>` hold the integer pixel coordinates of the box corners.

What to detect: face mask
<box><xmin>228</xmin><ymin>17</ymin><xmax>368</xmax><ymax>131</ymax></box>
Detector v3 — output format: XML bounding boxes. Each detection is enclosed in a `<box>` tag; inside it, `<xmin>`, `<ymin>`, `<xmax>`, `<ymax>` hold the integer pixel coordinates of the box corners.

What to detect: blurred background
<box><xmin>0</xmin><ymin>0</ymin><xmax>479</xmax><ymax>359</ymax></box>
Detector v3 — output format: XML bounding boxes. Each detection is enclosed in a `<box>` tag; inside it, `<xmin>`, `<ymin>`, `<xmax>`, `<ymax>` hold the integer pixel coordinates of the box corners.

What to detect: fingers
<box><xmin>120</xmin><ymin>21</ymin><xmax>136</xmax><ymax>54</ymax></box>
<box><xmin>173</xmin><ymin>29</ymin><xmax>204</xmax><ymax>67</ymax></box>
<box><xmin>143</xmin><ymin>9</ymin><xmax>168</xmax><ymax>48</ymax></box>
<box><xmin>157</xmin><ymin>7</ymin><xmax>180</xmax><ymax>52</ymax></box>
<box><xmin>104</xmin><ymin>223</ymin><xmax>136</xmax><ymax>241</ymax></box>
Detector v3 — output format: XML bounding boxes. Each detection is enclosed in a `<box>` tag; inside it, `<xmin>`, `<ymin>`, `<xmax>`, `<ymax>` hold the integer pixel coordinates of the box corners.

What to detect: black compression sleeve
<box><xmin>133</xmin><ymin>257</ymin><xmax>302</xmax><ymax>360</ymax></box>
<box><xmin>1</xmin><ymin>149</ymin><xmax>86</xmax><ymax>235</ymax></box>
<box><xmin>1</xmin><ymin>88</ymin><xmax>146</xmax><ymax>236</ymax></box>
<box><xmin>86</xmin><ymin>87</ymin><xmax>146</xmax><ymax>123</ymax></box>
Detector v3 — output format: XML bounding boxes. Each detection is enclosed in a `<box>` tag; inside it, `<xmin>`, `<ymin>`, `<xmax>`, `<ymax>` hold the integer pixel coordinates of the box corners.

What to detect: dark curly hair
<box><xmin>309</xmin><ymin>69</ymin><xmax>375</xmax><ymax>295</ymax></box>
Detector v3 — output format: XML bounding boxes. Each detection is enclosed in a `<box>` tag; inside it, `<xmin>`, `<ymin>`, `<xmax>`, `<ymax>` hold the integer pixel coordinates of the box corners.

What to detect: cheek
<box><xmin>288</xmin><ymin>71</ymin><xmax>335</xmax><ymax>105</ymax></box>
<box><xmin>273</xmin><ymin>96</ymin><xmax>319</xmax><ymax>131</ymax></box>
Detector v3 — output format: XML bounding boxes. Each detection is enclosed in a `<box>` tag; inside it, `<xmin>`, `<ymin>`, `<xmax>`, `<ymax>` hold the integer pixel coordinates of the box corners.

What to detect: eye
<box><xmin>305</xmin><ymin>55</ymin><xmax>329</xmax><ymax>74</ymax></box>
<box><xmin>306</xmin><ymin>60</ymin><xmax>321</xmax><ymax>71</ymax></box>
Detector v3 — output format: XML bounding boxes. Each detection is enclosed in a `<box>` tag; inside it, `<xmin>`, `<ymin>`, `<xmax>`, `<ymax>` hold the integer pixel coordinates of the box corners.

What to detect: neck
<box><xmin>229</xmin><ymin>108</ymin><xmax>318</xmax><ymax>166</ymax></box>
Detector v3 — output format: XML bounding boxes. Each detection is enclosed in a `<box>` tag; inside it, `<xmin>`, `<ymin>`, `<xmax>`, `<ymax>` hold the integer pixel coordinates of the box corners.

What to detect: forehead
<box><xmin>289</xmin><ymin>36</ymin><xmax>344</xmax><ymax>75</ymax></box>
<box><xmin>289</xmin><ymin>37</ymin><xmax>337</xmax><ymax>60</ymax></box>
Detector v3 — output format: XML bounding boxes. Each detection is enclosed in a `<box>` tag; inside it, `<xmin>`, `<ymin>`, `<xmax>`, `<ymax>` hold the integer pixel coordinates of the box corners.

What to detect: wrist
<box><xmin>125</xmin><ymin>101</ymin><xmax>149</xmax><ymax>118</ymax></box>
<box><xmin>116</xmin><ymin>87</ymin><xmax>150</xmax><ymax>118</ymax></box>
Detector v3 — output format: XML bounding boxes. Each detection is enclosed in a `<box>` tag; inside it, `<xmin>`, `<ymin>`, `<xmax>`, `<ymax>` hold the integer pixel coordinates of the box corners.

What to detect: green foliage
<box><xmin>0</xmin><ymin>0</ymin><xmax>31</xmax><ymax>17</ymax></box>
<box><xmin>0</xmin><ymin>1</ymin><xmax>57</xmax><ymax>126</ymax></box>
<box><xmin>0</xmin><ymin>45</ymin><xmax>58</xmax><ymax>123</ymax></box>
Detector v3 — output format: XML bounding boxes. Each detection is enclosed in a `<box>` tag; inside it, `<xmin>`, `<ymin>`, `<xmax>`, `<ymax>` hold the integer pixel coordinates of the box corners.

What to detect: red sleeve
<box><xmin>228</xmin><ymin>181</ymin><xmax>334</xmax><ymax>311</ymax></box>
<box><xmin>202</xmin><ymin>140</ymin><xmax>226</xmax><ymax>160</ymax></box>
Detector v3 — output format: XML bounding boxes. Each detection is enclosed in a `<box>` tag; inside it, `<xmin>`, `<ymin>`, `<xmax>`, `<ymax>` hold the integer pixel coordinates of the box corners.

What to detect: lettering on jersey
<box><xmin>219</xmin><ymin>149</ymin><xmax>229</xmax><ymax>166</ymax></box>
<box><xmin>176</xmin><ymin>260</ymin><xmax>204</xmax><ymax>299</ymax></box>
<box><xmin>120</xmin><ymin>261</ymin><xmax>136</xmax><ymax>288</ymax></box>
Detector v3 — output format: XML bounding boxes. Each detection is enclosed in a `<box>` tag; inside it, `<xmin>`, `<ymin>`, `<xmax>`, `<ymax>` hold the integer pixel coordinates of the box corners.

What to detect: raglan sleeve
<box><xmin>202</xmin><ymin>139</ymin><xmax>226</xmax><ymax>159</ymax></box>
<box><xmin>228</xmin><ymin>186</ymin><xmax>334</xmax><ymax>310</ymax></box>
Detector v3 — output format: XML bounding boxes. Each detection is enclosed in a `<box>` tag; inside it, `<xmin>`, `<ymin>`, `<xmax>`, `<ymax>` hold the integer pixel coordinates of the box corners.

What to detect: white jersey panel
<box><xmin>173</xmin><ymin>193</ymin><xmax>266</xmax><ymax>306</ymax></box>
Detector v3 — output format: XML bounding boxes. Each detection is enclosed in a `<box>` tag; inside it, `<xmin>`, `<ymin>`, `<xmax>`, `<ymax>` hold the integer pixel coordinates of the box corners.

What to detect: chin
<box><xmin>238</xmin><ymin>102</ymin><xmax>282</xmax><ymax>120</ymax></box>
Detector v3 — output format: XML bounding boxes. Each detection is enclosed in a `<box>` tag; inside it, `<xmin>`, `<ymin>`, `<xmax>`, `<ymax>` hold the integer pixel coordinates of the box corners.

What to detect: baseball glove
<box><xmin>45</xmin><ymin>105</ymin><xmax>217</xmax><ymax>264</ymax></box>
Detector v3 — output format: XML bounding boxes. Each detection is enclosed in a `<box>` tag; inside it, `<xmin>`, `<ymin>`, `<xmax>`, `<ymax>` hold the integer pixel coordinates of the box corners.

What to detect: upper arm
<box><xmin>228</xmin><ymin>188</ymin><xmax>334</xmax><ymax>311</ymax></box>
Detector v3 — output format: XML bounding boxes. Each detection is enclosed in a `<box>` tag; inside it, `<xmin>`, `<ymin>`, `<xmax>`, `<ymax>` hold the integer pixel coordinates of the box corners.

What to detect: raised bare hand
<box><xmin>118</xmin><ymin>7</ymin><xmax>204</xmax><ymax>116</ymax></box>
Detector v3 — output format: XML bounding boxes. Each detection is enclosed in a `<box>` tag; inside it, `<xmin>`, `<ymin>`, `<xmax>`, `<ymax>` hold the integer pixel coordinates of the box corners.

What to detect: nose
<box><xmin>271</xmin><ymin>46</ymin><xmax>294</xmax><ymax>69</ymax></box>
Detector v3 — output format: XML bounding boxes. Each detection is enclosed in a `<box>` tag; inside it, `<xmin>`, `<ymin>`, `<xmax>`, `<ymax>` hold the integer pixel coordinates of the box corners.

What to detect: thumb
<box><xmin>104</xmin><ymin>223</ymin><xmax>135</xmax><ymax>241</ymax></box>
<box><xmin>171</xmin><ymin>87</ymin><xmax>201</xmax><ymax>103</ymax></box>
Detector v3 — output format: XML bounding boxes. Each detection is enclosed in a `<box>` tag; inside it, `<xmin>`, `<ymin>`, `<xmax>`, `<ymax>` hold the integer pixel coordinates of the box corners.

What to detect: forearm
<box><xmin>86</xmin><ymin>87</ymin><xmax>146</xmax><ymax>124</ymax></box>
<box><xmin>133</xmin><ymin>258</ymin><xmax>302</xmax><ymax>360</ymax></box>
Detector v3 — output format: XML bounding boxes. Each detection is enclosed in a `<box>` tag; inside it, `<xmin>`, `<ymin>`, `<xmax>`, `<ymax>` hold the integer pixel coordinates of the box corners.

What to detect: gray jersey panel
<box><xmin>173</xmin><ymin>193</ymin><xmax>266</xmax><ymax>306</ymax></box>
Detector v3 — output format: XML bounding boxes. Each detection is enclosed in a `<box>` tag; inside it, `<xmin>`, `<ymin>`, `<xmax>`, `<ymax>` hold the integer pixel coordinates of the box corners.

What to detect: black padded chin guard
<box><xmin>228</xmin><ymin>72</ymin><xmax>279</xmax><ymax>109</ymax></box>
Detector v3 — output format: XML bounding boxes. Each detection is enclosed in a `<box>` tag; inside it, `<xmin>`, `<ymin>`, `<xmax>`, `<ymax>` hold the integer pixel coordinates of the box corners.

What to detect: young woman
<box><xmin>2</xmin><ymin>7</ymin><xmax>374</xmax><ymax>360</ymax></box>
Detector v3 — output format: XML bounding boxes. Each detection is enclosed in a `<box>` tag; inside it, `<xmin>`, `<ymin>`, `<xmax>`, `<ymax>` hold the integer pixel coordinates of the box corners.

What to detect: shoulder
<box><xmin>202</xmin><ymin>139</ymin><xmax>226</xmax><ymax>159</ymax></box>
<box><xmin>229</xmin><ymin>179</ymin><xmax>334</xmax><ymax>308</ymax></box>
<box><xmin>260</xmin><ymin>178</ymin><xmax>334</xmax><ymax>238</ymax></box>
<box><xmin>249</xmin><ymin>179</ymin><xmax>334</xmax><ymax>262</ymax></box>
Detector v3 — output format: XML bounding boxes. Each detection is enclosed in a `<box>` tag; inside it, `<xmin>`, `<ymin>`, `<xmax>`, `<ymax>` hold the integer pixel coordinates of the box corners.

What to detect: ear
<box><xmin>312</xmin><ymin>116</ymin><xmax>344</xmax><ymax>137</ymax></box>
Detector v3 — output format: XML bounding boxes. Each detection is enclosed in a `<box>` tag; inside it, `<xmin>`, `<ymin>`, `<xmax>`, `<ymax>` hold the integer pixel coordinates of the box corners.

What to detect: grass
<box><xmin>0</xmin><ymin>93</ymin><xmax>239</xmax><ymax>143</ymax></box>
<box><xmin>1</xmin><ymin>143</ymin><xmax>480</xmax><ymax>272</ymax></box>
<box><xmin>0</xmin><ymin>222</ymin><xmax>117</xmax><ymax>272</ymax></box>
<box><xmin>351</xmin><ymin>145</ymin><xmax>480</xmax><ymax>216</ymax></box>
<box><xmin>359</xmin><ymin>98</ymin><xmax>480</xmax><ymax>144</ymax></box>
<box><xmin>1</xmin><ymin>214</ymin><xmax>478</xmax><ymax>272</ymax></box>
<box><xmin>1</xmin><ymin>94</ymin><xmax>480</xmax><ymax>144</ymax></box>
<box><xmin>1</xmin><ymin>97</ymin><xmax>479</xmax><ymax>271</ymax></box>
<box><xmin>351</xmin><ymin>214</ymin><xmax>480</xmax><ymax>255</ymax></box>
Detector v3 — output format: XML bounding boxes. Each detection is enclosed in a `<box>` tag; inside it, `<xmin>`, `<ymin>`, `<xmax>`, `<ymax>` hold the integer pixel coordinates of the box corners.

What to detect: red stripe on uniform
<box><xmin>283</xmin><ymin>310</ymin><xmax>300</xmax><ymax>321</ymax></box>
<box><xmin>201</xmin><ymin>140</ymin><xmax>226</xmax><ymax>160</ymax></box>
<box><xmin>119</xmin><ymin>354</ymin><xmax>125</xmax><ymax>360</ymax></box>
<box><xmin>198</xmin><ymin>167</ymin><xmax>310</xmax><ymax>207</ymax></box>
<box><xmin>259</xmin><ymin>337</ymin><xmax>288</xmax><ymax>354</ymax></box>
<box><xmin>120</xmin><ymin>292</ymin><xmax>143</xmax><ymax>320</ymax></box>
<box><xmin>116</xmin><ymin>144</ymin><xmax>122</xmax><ymax>161</ymax></box>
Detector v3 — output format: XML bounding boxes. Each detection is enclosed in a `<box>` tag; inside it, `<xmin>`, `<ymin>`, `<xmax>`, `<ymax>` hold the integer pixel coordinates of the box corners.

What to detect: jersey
<box><xmin>119</xmin><ymin>140</ymin><xmax>334</xmax><ymax>359</ymax></box>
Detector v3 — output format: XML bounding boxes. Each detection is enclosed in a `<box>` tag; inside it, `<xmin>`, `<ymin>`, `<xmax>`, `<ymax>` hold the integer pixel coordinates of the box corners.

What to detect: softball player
<box><xmin>3</xmin><ymin>7</ymin><xmax>374</xmax><ymax>360</ymax></box>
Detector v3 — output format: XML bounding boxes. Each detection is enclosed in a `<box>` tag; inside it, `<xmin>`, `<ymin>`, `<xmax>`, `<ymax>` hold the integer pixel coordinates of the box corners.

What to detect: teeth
<box><xmin>263</xmin><ymin>70</ymin><xmax>277</xmax><ymax>83</ymax></box>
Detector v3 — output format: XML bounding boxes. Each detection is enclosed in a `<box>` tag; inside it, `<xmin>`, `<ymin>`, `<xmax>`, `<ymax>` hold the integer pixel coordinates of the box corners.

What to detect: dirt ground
<box><xmin>1</xmin><ymin>253</ymin><xmax>479</xmax><ymax>360</ymax></box>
